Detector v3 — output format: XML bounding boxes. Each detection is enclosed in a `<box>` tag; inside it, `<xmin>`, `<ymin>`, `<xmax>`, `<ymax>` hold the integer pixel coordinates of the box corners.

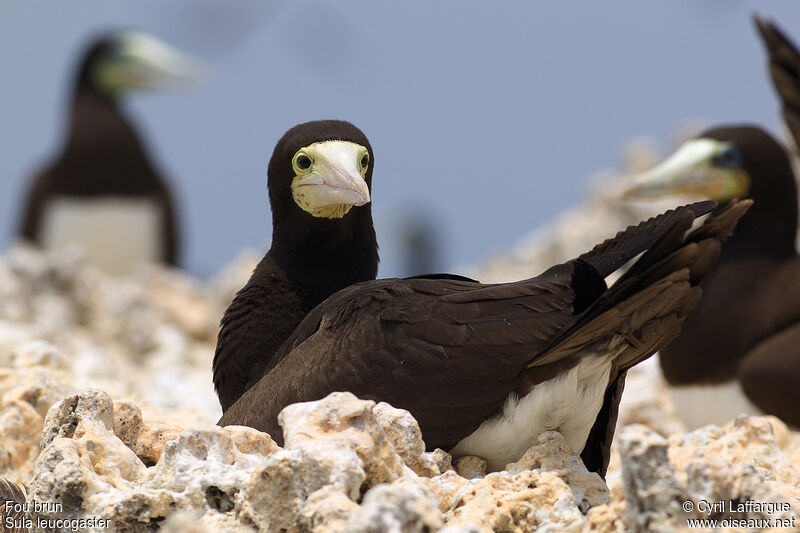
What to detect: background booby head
<box><xmin>266</xmin><ymin>120</ymin><xmax>376</xmax><ymax>258</ymax></box>
<box><xmin>213</xmin><ymin>120</ymin><xmax>379</xmax><ymax>413</ymax></box>
<box><xmin>17</xmin><ymin>30</ymin><xmax>205</xmax><ymax>276</ymax></box>
<box><xmin>622</xmin><ymin>126</ymin><xmax>798</xmax><ymax>259</ymax></box>
<box><xmin>75</xmin><ymin>31</ymin><xmax>204</xmax><ymax>97</ymax></box>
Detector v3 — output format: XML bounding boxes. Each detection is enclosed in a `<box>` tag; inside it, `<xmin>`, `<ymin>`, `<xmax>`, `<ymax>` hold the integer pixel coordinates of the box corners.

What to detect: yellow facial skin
<box><xmin>290</xmin><ymin>141</ymin><xmax>371</xmax><ymax>218</ymax></box>
<box><xmin>666</xmin><ymin>168</ymin><xmax>750</xmax><ymax>201</ymax></box>
<box><xmin>622</xmin><ymin>139</ymin><xmax>750</xmax><ymax>202</ymax></box>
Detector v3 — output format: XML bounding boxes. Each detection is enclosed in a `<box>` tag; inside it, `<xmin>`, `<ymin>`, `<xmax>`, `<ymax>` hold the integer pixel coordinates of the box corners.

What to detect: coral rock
<box><xmin>130</xmin><ymin>421</ymin><xmax>183</xmax><ymax>467</ymax></box>
<box><xmin>430</xmin><ymin>448</ymin><xmax>454</xmax><ymax>474</ymax></box>
<box><xmin>373</xmin><ymin>402</ymin><xmax>440</xmax><ymax>477</ymax></box>
<box><xmin>619</xmin><ymin>424</ymin><xmax>689</xmax><ymax>532</ymax></box>
<box><xmin>620</xmin><ymin>419</ymin><xmax>800</xmax><ymax>532</ymax></box>
<box><xmin>0</xmin><ymin>400</ymin><xmax>43</xmax><ymax>480</ymax></box>
<box><xmin>507</xmin><ymin>431</ymin><xmax>609</xmax><ymax>511</ymax></box>
<box><xmin>346</xmin><ymin>479</ymin><xmax>443</xmax><ymax>533</ymax></box>
<box><xmin>10</xmin><ymin>340</ymin><xmax>69</xmax><ymax>371</ymax></box>
<box><xmin>452</xmin><ymin>456</ymin><xmax>487</xmax><ymax>480</ymax></box>
<box><xmin>447</xmin><ymin>470</ymin><xmax>586</xmax><ymax>532</ymax></box>
<box><xmin>297</xmin><ymin>485</ymin><xmax>360</xmax><ymax>533</ymax></box>
<box><xmin>238</xmin><ymin>447</ymin><xmax>362</xmax><ymax>532</ymax></box>
<box><xmin>418</xmin><ymin>470</ymin><xmax>471</xmax><ymax>514</ymax></box>
<box><xmin>112</xmin><ymin>401</ymin><xmax>143</xmax><ymax>447</ymax></box>
<box><xmin>280</xmin><ymin>392</ymin><xmax>408</xmax><ymax>486</ymax></box>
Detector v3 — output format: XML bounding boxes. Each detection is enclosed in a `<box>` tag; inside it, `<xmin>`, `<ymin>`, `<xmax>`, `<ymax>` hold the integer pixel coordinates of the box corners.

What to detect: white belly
<box><xmin>40</xmin><ymin>197</ymin><xmax>163</xmax><ymax>277</ymax></box>
<box><xmin>449</xmin><ymin>354</ymin><xmax>614</xmax><ymax>472</ymax></box>
<box><xmin>669</xmin><ymin>381</ymin><xmax>762</xmax><ymax>430</ymax></box>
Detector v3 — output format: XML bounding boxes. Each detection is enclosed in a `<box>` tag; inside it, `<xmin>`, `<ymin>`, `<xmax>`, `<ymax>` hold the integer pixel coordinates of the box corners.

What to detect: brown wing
<box><xmin>219</xmin><ymin>266</ymin><xmax>585</xmax><ymax>448</ymax></box>
<box><xmin>754</xmin><ymin>16</ymin><xmax>800</xmax><ymax>152</ymax></box>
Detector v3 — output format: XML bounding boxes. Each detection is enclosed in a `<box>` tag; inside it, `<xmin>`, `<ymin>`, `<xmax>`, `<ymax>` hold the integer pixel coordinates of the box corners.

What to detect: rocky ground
<box><xmin>2</xmin><ymin>135</ymin><xmax>800</xmax><ymax>532</ymax></box>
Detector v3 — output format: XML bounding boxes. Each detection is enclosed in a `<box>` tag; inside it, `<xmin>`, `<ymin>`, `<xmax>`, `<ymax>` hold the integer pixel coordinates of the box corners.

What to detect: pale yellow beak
<box><xmin>291</xmin><ymin>141</ymin><xmax>371</xmax><ymax>218</ymax></box>
<box><xmin>101</xmin><ymin>32</ymin><xmax>206</xmax><ymax>91</ymax></box>
<box><xmin>622</xmin><ymin>139</ymin><xmax>749</xmax><ymax>202</ymax></box>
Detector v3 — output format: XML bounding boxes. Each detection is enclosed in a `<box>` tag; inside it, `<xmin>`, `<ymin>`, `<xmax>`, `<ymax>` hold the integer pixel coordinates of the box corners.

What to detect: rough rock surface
<box><xmin>3</xmin><ymin>133</ymin><xmax>800</xmax><ymax>531</ymax></box>
<box><xmin>16</xmin><ymin>387</ymin><xmax>620</xmax><ymax>532</ymax></box>
<box><xmin>620</xmin><ymin>418</ymin><xmax>800</xmax><ymax>532</ymax></box>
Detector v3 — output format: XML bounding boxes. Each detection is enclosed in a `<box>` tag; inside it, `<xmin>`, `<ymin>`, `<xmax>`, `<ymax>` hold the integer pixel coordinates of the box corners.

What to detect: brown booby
<box><xmin>621</xmin><ymin>17</ymin><xmax>800</xmax><ymax>429</ymax></box>
<box><xmin>18</xmin><ymin>31</ymin><xmax>202</xmax><ymax>276</ymax></box>
<box><xmin>216</xmin><ymin>121</ymin><xmax>749</xmax><ymax>476</ymax></box>
<box><xmin>213</xmin><ymin>120</ymin><xmax>378</xmax><ymax>412</ymax></box>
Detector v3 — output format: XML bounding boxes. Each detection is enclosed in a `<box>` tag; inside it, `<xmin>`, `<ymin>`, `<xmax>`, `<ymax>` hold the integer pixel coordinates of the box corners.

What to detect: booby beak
<box><xmin>621</xmin><ymin>138</ymin><xmax>750</xmax><ymax>202</ymax></box>
<box><xmin>100</xmin><ymin>32</ymin><xmax>206</xmax><ymax>91</ymax></box>
<box><xmin>291</xmin><ymin>141</ymin><xmax>372</xmax><ymax>218</ymax></box>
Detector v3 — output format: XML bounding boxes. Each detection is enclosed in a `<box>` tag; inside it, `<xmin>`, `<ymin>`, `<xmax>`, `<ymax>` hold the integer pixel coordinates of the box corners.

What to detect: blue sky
<box><xmin>2</xmin><ymin>1</ymin><xmax>799</xmax><ymax>277</ymax></box>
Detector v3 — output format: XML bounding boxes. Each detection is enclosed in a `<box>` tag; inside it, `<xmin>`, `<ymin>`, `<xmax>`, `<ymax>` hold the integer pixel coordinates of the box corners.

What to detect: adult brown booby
<box><xmin>621</xmin><ymin>17</ymin><xmax>800</xmax><ymax>429</ymax></box>
<box><xmin>216</xmin><ymin>121</ymin><xmax>749</xmax><ymax>476</ymax></box>
<box><xmin>213</xmin><ymin>120</ymin><xmax>378</xmax><ymax>412</ymax></box>
<box><xmin>18</xmin><ymin>31</ymin><xmax>202</xmax><ymax>276</ymax></box>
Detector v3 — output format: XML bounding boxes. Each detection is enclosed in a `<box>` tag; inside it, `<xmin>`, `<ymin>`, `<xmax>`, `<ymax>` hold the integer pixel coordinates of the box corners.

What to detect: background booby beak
<box><xmin>104</xmin><ymin>32</ymin><xmax>206</xmax><ymax>91</ymax></box>
<box><xmin>621</xmin><ymin>138</ymin><xmax>749</xmax><ymax>201</ymax></box>
<box><xmin>291</xmin><ymin>141</ymin><xmax>371</xmax><ymax>218</ymax></box>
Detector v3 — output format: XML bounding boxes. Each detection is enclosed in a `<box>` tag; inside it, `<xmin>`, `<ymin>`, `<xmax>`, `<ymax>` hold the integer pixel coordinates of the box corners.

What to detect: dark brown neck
<box><xmin>55</xmin><ymin>83</ymin><xmax>161</xmax><ymax>195</ymax></box>
<box><xmin>718</xmin><ymin>196</ymin><xmax>797</xmax><ymax>262</ymax></box>
<box><xmin>66</xmin><ymin>84</ymin><xmax>135</xmax><ymax>153</ymax></box>
<box><xmin>719</xmin><ymin>157</ymin><xmax>798</xmax><ymax>262</ymax></box>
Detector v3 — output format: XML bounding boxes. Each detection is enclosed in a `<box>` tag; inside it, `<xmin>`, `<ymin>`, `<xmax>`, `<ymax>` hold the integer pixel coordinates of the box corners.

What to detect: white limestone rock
<box><xmin>620</xmin><ymin>419</ymin><xmax>800</xmax><ymax>532</ymax></box>
<box><xmin>452</xmin><ymin>456</ymin><xmax>486</xmax><ymax>480</ymax></box>
<box><xmin>373</xmin><ymin>402</ymin><xmax>441</xmax><ymax>477</ymax></box>
<box><xmin>279</xmin><ymin>392</ymin><xmax>409</xmax><ymax>487</ymax></box>
<box><xmin>27</xmin><ymin>389</ymin><xmax>279</xmax><ymax>531</ymax></box>
<box><xmin>619</xmin><ymin>424</ymin><xmax>689</xmax><ymax>532</ymax></box>
<box><xmin>346</xmin><ymin>479</ymin><xmax>444</xmax><ymax>533</ymax></box>
<box><xmin>506</xmin><ymin>431</ymin><xmax>609</xmax><ymax>512</ymax></box>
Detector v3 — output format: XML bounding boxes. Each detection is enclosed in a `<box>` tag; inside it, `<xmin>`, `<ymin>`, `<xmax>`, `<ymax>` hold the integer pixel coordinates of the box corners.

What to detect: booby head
<box><xmin>623</xmin><ymin>125</ymin><xmax>798</xmax><ymax>259</ymax></box>
<box><xmin>268</xmin><ymin>120</ymin><xmax>373</xmax><ymax>221</ymax></box>
<box><xmin>622</xmin><ymin>126</ymin><xmax>794</xmax><ymax>204</ymax></box>
<box><xmin>76</xmin><ymin>31</ymin><xmax>204</xmax><ymax>96</ymax></box>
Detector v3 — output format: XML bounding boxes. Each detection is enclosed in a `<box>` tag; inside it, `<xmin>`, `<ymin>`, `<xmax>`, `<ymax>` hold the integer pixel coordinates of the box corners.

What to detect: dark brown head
<box><xmin>266</xmin><ymin>120</ymin><xmax>377</xmax><ymax>260</ymax></box>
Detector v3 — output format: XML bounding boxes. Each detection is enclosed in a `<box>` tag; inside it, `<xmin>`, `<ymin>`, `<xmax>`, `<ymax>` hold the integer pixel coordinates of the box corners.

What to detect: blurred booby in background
<box><xmin>622</xmin><ymin>16</ymin><xmax>800</xmax><ymax>429</ymax></box>
<box><xmin>18</xmin><ymin>31</ymin><xmax>203</xmax><ymax>276</ymax></box>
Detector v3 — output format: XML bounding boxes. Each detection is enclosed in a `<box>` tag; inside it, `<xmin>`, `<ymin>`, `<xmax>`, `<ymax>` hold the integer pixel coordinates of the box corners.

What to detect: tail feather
<box><xmin>616</xmin><ymin>200</ymin><xmax>751</xmax><ymax>292</ymax></box>
<box><xmin>754</xmin><ymin>15</ymin><xmax>800</xmax><ymax>152</ymax></box>
<box><xmin>578</xmin><ymin>200</ymin><xmax>715</xmax><ymax>277</ymax></box>
<box><xmin>685</xmin><ymin>199</ymin><xmax>753</xmax><ymax>244</ymax></box>
<box><xmin>533</xmin><ymin>199</ymin><xmax>750</xmax><ymax>368</ymax></box>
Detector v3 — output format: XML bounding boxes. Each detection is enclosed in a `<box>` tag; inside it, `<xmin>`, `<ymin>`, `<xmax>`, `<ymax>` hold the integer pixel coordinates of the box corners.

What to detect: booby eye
<box><xmin>712</xmin><ymin>146</ymin><xmax>743</xmax><ymax>169</ymax></box>
<box><xmin>360</xmin><ymin>153</ymin><xmax>369</xmax><ymax>171</ymax></box>
<box><xmin>295</xmin><ymin>154</ymin><xmax>312</xmax><ymax>171</ymax></box>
